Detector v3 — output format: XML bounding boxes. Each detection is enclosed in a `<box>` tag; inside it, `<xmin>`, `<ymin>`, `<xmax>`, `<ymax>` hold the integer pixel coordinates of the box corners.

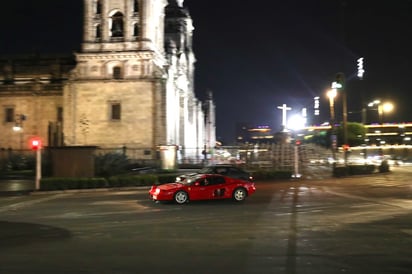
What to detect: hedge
<box><xmin>38</xmin><ymin>170</ymin><xmax>298</xmax><ymax>191</ymax></box>
<box><xmin>38</xmin><ymin>173</ymin><xmax>182</xmax><ymax>191</ymax></box>
<box><xmin>333</xmin><ymin>164</ymin><xmax>376</xmax><ymax>177</ymax></box>
<box><xmin>251</xmin><ymin>170</ymin><xmax>293</xmax><ymax>181</ymax></box>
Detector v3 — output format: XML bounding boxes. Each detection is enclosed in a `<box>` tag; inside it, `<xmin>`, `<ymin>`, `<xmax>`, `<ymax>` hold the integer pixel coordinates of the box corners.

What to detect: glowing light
<box><xmin>357</xmin><ymin>57</ymin><xmax>365</xmax><ymax>79</ymax></box>
<box><xmin>288</xmin><ymin>114</ymin><xmax>306</xmax><ymax>131</ymax></box>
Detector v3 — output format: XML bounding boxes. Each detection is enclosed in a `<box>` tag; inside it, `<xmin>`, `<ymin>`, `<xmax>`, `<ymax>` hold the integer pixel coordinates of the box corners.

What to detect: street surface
<box><xmin>1</xmin><ymin>166</ymin><xmax>412</xmax><ymax>274</ymax></box>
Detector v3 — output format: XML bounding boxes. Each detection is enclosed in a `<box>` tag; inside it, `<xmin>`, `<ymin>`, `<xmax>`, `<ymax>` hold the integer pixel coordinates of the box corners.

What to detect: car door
<box><xmin>189</xmin><ymin>176</ymin><xmax>214</xmax><ymax>200</ymax></box>
<box><xmin>209</xmin><ymin>175</ymin><xmax>227</xmax><ymax>199</ymax></box>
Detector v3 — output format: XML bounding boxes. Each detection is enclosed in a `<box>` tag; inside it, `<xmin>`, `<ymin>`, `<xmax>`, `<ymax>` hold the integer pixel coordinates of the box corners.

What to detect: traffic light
<box><xmin>295</xmin><ymin>140</ymin><xmax>301</xmax><ymax>146</ymax></box>
<box><xmin>30</xmin><ymin>137</ymin><xmax>42</xmax><ymax>150</ymax></box>
<box><xmin>343</xmin><ymin>144</ymin><xmax>350</xmax><ymax>151</ymax></box>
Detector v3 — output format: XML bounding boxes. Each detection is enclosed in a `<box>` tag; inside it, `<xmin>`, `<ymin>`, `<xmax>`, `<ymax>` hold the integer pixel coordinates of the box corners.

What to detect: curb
<box><xmin>29</xmin><ymin>186</ymin><xmax>151</xmax><ymax>195</ymax></box>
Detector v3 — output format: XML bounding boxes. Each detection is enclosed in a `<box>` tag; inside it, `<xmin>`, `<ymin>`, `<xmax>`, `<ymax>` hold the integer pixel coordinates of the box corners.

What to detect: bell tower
<box><xmin>63</xmin><ymin>0</ymin><xmax>169</xmax><ymax>152</ymax></box>
<box><xmin>82</xmin><ymin>0</ymin><xmax>166</xmax><ymax>54</ymax></box>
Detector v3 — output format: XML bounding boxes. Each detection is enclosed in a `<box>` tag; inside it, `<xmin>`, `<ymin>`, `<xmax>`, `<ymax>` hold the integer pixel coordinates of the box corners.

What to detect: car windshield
<box><xmin>182</xmin><ymin>174</ymin><xmax>204</xmax><ymax>185</ymax></box>
<box><xmin>198</xmin><ymin>167</ymin><xmax>214</xmax><ymax>174</ymax></box>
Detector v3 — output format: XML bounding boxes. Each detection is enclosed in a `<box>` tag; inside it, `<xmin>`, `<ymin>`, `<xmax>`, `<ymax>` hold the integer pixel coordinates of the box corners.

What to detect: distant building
<box><xmin>0</xmin><ymin>0</ymin><xmax>215</xmax><ymax>161</ymax></box>
<box><xmin>305</xmin><ymin>123</ymin><xmax>412</xmax><ymax>146</ymax></box>
<box><xmin>236</xmin><ymin>124</ymin><xmax>274</xmax><ymax>144</ymax></box>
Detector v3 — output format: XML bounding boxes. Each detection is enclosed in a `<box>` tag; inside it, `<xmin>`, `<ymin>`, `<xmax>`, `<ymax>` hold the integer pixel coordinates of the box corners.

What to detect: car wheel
<box><xmin>232</xmin><ymin>188</ymin><xmax>247</xmax><ymax>202</ymax></box>
<box><xmin>174</xmin><ymin>191</ymin><xmax>189</xmax><ymax>204</ymax></box>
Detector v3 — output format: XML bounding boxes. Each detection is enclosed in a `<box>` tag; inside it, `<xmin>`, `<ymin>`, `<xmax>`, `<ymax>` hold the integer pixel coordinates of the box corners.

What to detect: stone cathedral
<box><xmin>0</xmin><ymin>0</ymin><xmax>216</xmax><ymax>162</ymax></box>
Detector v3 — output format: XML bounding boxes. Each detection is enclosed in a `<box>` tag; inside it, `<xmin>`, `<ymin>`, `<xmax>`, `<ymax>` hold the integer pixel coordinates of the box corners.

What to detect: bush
<box><xmin>157</xmin><ymin>174</ymin><xmax>179</xmax><ymax>184</ymax></box>
<box><xmin>39</xmin><ymin>174</ymin><xmax>159</xmax><ymax>191</ymax></box>
<box><xmin>40</xmin><ymin>177</ymin><xmax>108</xmax><ymax>191</ymax></box>
<box><xmin>379</xmin><ymin>160</ymin><xmax>390</xmax><ymax>173</ymax></box>
<box><xmin>348</xmin><ymin>164</ymin><xmax>375</xmax><ymax>175</ymax></box>
<box><xmin>5</xmin><ymin>154</ymin><xmax>35</xmax><ymax>171</ymax></box>
<box><xmin>95</xmin><ymin>152</ymin><xmax>130</xmax><ymax>178</ymax></box>
<box><xmin>107</xmin><ymin>174</ymin><xmax>158</xmax><ymax>187</ymax></box>
<box><xmin>333</xmin><ymin>164</ymin><xmax>376</xmax><ymax>177</ymax></box>
<box><xmin>333</xmin><ymin>166</ymin><xmax>349</xmax><ymax>177</ymax></box>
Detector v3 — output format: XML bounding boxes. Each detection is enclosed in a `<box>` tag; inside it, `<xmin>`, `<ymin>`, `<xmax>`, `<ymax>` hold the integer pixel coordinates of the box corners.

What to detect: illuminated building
<box><xmin>236</xmin><ymin>124</ymin><xmax>274</xmax><ymax>144</ymax></box>
<box><xmin>305</xmin><ymin>123</ymin><xmax>412</xmax><ymax>146</ymax></box>
<box><xmin>0</xmin><ymin>0</ymin><xmax>215</xmax><ymax>161</ymax></box>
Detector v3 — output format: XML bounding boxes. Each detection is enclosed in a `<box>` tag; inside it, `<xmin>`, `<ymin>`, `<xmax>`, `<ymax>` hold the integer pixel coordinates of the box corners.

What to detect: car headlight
<box><xmin>155</xmin><ymin>188</ymin><xmax>160</xmax><ymax>194</ymax></box>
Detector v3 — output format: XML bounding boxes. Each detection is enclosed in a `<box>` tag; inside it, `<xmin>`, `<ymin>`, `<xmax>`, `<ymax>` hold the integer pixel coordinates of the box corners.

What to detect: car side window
<box><xmin>215</xmin><ymin>167</ymin><xmax>228</xmax><ymax>175</ymax></box>
<box><xmin>214</xmin><ymin>176</ymin><xmax>225</xmax><ymax>185</ymax></box>
<box><xmin>199</xmin><ymin>178</ymin><xmax>209</xmax><ymax>186</ymax></box>
<box><xmin>228</xmin><ymin>167</ymin><xmax>239</xmax><ymax>175</ymax></box>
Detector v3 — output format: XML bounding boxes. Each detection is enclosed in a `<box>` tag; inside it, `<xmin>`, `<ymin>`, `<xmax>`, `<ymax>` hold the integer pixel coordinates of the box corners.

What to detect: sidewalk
<box><xmin>0</xmin><ymin>179</ymin><xmax>34</xmax><ymax>195</ymax></box>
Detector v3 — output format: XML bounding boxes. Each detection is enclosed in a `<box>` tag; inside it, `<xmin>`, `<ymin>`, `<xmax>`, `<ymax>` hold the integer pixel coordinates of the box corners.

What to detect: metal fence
<box><xmin>1</xmin><ymin>144</ymin><xmax>411</xmax><ymax>173</ymax></box>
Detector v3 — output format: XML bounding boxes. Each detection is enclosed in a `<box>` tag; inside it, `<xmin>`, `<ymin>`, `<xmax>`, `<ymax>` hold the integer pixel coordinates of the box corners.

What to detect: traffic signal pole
<box><xmin>342</xmin><ymin>88</ymin><xmax>348</xmax><ymax>165</ymax></box>
<box><xmin>31</xmin><ymin>137</ymin><xmax>42</xmax><ymax>190</ymax></box>
<box><xmin>35</xmin><ymin>148</ymin><xmax>42</xmax><ymax>190</ymax></box>
<box><xmin>334</xmin><ymin>72</ymin><xmax>348</xmax><ymax>166</ymax></box>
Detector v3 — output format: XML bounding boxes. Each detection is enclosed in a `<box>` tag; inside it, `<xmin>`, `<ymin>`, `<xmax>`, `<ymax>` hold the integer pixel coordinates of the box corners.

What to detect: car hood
<box><xmin>157</xmin><ymin>183</ymin><xmax>184</xmax><ymax>190</ymax></box>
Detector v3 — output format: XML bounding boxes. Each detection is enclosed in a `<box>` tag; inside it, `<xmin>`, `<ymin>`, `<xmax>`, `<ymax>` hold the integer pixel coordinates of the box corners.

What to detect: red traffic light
<box><xmin>295</xmin><ymin>140</ymin><xmax>301</xmax><ymax>146</ymax></box>
<box><xmin>343</xmin><ymin>144</ymin><xmax>350</xmax><ymax>151</ymax></box>
<box><xmin>30</xmin><ymin>138</ymin><xmax>42</xmax><ymax>150</ymax></box>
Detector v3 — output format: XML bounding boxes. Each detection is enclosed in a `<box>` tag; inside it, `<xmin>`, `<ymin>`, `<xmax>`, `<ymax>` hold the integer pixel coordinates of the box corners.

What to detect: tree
<box><xmin>336</xmin><ymin>122</ymin><xmax>366</xmax><ymax>147</ymax></box>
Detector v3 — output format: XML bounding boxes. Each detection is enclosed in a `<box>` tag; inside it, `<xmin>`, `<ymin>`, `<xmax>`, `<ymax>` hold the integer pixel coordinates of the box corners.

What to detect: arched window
<box><xmin>113</xmin><ymin>66</ymin><xmax>122</xmax><ymax>79</ymax></box>
<box><xmin>96</xmin><ymin>0</ymin><xmax>102</xmax><ymax>14</ymax></box>
<box><xmin>133</xmin><ymin>23</ymin><xmax>140</xmax><ymax>37</ymax></box>
<box><xmin>111</xmin><ymin>12</ymin><xmax>124</xmax><ymax>37</ymax></box>
<box><xmin>96</xmin><ymin>24</ymin><xmax>101</xmax><ymax>39</ymax></box>
<box><xmin>134</xmin><ymin>0</ymin><xmax>139</xmax><ymax>13</ymax></box>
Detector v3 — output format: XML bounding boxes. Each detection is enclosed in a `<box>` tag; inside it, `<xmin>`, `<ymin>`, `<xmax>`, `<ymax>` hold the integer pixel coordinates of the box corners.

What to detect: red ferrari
<box><xmin>149</xmin><ymin>174</ymin><xmax>256</xmax><ymax>204</ymax></box>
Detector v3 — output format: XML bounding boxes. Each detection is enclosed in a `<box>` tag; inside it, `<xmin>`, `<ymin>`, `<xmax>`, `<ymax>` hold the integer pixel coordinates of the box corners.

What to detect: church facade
<box><xmin>0</xmin><ymin>0</ymin><xmax>215</xmax><ymax>162</ymax></box>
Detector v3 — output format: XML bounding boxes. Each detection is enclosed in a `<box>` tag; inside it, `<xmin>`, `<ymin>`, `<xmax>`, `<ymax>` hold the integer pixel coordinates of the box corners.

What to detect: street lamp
<box><xmin>327</xmin><ymin>89</ymin><xmax>337</xmax><ymax>123</ymax></box>
<box><xmin>332</xmin><ymin>72</ymin><xmax>347</xmax><ymax>165</ymax></box>
<box><xmin>367</xmin><ymin>100</ymin><xmax>394</xmax><ymax>124</ymax></box>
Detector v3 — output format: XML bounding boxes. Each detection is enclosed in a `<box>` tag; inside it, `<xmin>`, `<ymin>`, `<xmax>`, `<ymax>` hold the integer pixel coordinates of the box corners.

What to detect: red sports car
<box><xmin>149</xmin><ymin>174</ymin><xmax>256</xmax><ymax>204</ymax></box>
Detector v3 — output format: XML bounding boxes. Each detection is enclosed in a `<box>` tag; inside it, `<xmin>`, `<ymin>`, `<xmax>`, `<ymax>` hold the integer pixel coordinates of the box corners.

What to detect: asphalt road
<box><xmin>1</xmin><ymin>166</ymin><xmax>412</xmax><ymax>274</ymax></box>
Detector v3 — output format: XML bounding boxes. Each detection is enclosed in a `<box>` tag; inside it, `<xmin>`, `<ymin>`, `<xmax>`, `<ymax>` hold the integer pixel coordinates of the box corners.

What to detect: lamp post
<box><xmin>367</xmin><ymin>100</ymin><xmax>394</xmax><ymax>124</ymax></box>
<box><xmin>327</xmin><ymin>89</ymin><xmax>337</xmax><ymax>162</ymax></box>
<box><xmin>378</xmin><ymin>102</ymin><xmax>394</xmax><ymax>124</ymax></box>
<box><xmin>333</xmin><ymin>72</ymin><xmax>347</xmax><ymax>165</ymax></box>
<box><xmin>327</xmin><ymin>89</ymin><xmax>337</xmax><ymax>123</ymax></box>
<box><xmin>368</xmin><ymin>100</ymin><xmax>394</xmax><ymax>155</ymax></box>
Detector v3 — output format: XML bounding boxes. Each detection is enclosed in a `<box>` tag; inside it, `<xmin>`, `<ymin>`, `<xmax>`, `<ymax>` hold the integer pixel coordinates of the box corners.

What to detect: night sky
<box><xmin>1</xmin><ymin>1</ymin><xmax>411</xmax><ymax>144</ymax></box>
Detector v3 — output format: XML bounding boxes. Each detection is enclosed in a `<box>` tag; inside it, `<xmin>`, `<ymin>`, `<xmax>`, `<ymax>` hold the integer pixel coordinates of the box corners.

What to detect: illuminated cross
<box><xmin>277</xmin><ymin>104</ymin><xmax>292</xmax><ymax>130</ymax></box>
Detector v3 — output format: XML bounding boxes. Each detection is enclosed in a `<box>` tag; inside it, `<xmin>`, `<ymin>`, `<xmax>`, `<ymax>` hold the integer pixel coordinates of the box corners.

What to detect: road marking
<box><xmin>0</xmin><ymin>193</ymin><xmax>71</xmax><ymax>213</ymax></box>
<box><xmin>401</xmin><ymin>229</ymin><xmax>412</xmax><ymax>236</ymax></box>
